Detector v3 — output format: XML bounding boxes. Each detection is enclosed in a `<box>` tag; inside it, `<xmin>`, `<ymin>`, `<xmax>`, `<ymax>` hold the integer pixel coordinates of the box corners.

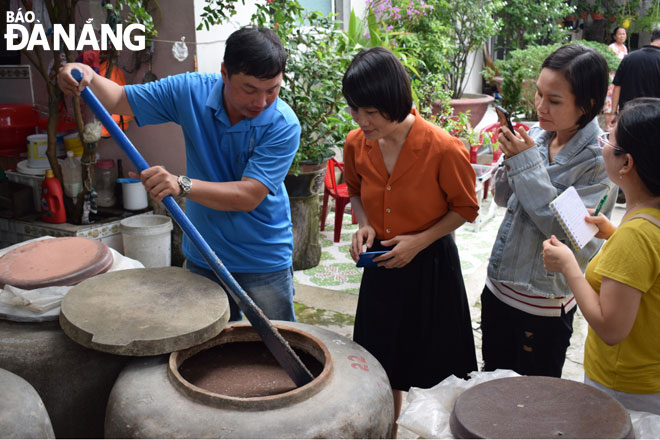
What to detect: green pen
<box><xmin>593</xmin><ymin>193</ymin><xmax>608</xmax><ymax>216</ymax></box>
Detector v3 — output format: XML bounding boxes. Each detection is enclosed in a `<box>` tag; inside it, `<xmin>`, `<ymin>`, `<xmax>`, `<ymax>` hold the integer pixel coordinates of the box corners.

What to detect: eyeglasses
<box><xmin>597</xmin><ymin>132</ymin><xmax>625</xmax><ymax>152</ymax></box>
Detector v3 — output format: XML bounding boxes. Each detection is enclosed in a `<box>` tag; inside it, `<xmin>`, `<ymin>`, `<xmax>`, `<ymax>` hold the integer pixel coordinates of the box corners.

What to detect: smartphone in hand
<box><xmin>494</xmin><ymin>105</ymin><xmax>514</xmax><ymax>132</ymax></box>
<box><xmin>356</xmin><ymin>251</ymin><xmax>390</xmax><ymax>268</ymax></box>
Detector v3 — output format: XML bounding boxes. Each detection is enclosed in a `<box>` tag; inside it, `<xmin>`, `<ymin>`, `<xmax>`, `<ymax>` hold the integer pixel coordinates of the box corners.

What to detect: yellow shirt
<box><xmin>584</xmin><ymin>208</ymin><xmax>660</xmax><ymax>393</ymax></box>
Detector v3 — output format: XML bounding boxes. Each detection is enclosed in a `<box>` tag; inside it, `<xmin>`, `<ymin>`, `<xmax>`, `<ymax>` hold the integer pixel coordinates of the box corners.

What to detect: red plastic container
<box><xmin>0</xmin><ymin>103</ymin><xmax>39</xmax><ymax>154</ymax></box>
<box><xmin>37</xmin><ymin>116</ymin><xmax>77</xmax><ymax>133</ymax></box>
<box><xmin>41</xmin><ymin>170</ymin><xmax>66</xmax><ymax>224</ymax></box>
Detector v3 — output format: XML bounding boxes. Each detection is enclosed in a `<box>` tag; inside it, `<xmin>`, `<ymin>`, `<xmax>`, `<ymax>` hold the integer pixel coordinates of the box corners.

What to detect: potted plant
<box><xmin>419</xmin><ymin>0</ymin><xmax>504</xmax><ymax>127</ymax></box>
<box><xmin>564</xmin><ymin>0</ymin><xmax>579</xmax><ymax>23</ymax></box>
<box><xmin>496</xmin><ymin>0</ymin><xmax>575</xmax><ymax>52</ymax></box>
<box><xmin>635</xmin><ymin>0</ymin><xmax>660</xmax><ymax>31</ymax></box>
<box><xmin>485</xmin><ymin>40</ymin><xmax>621</xmax><ymax>121</ymax></box>
<box><xmin>616</xmin><ymin>0</ymin><xmax>638</xmax><ymax>29</ymax></box>
<box><xmin>365</xmin><ymin>0</ymin><xmax>503</xmax><ymax>128</ymax></box>
<box><xmin>592</xmin><ymin>0</ymin><xmax>606</xmax><ymax>20</ymax></box>
<box><xmin>415</xmin><ymin>72</ymin><xmax>500</xmax><ymax>165</ymax></box>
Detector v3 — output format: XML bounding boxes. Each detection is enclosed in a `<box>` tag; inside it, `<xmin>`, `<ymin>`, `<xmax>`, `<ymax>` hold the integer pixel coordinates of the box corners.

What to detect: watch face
<box><xmin>179</xmin><ymin>176</ymin><xmax>192</xmax><ymax>193</ymax></box>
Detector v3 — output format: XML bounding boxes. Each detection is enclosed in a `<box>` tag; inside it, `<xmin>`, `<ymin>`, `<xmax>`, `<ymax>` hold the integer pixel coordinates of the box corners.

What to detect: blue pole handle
<box><xmin>71</xmin><ymin>69</ymin><xmax>313</xmax><ymax>386</ymax></box>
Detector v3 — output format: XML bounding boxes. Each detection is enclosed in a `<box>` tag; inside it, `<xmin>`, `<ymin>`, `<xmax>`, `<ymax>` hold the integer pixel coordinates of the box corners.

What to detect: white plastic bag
<box><xmin>397</xmin><ymin>369</ymin><xmax>520</xmax><ymax>439</ymax></box>
<box><xmin>0</xmin><ymin>284</ymin><xmax>71</xmax><ymax>313</ymax></box>
<box><xmin>629</xmin><ymin>410</ymin><xmax>660</xmax><ymax>438</ymax></box>
<box><xmin>0</xmin><ymin>239</ymin><xmax>143</xmax><ymax>320</ymax></box>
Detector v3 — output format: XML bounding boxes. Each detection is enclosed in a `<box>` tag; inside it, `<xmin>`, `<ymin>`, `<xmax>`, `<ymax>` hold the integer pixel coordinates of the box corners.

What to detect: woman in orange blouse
<box><xmin>342</xmin><ymin>47</ymin><xmax>479</xmax><ymax>436</ymax></box>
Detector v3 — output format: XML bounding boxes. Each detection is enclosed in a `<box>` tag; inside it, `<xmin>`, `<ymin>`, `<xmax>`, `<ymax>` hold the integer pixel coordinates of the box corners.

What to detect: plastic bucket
<box><xmin>63</xmin><ymin>132</ymin><xmax>83</xmax><ymax>158</ymax></box>
<box><xmin>26</xmin><ymin>134</ymin><xmax>50</xmax><ymax>169</ymax></box>
<box><xmin>117</xmin><ymin>178</ymin><xmax>148</xmax><ymax>210</ymax></box>
<box><xmin>120</xmin><ymin>215</ymin><xmax>173</xmax><ymax>268</ymax></box>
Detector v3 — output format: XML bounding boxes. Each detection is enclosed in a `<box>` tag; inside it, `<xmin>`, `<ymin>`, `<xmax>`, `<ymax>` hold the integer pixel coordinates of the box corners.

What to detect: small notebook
<box><xmin>549</xmin><ymin>186</ymin><xmax>598</xmax><ymax>250</ymax></box>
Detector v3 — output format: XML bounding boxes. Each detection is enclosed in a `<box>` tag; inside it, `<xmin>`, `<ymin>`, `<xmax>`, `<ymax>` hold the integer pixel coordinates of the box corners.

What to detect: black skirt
<box><xmin>353</xmin><ymin>234</ymin><xmax>477</xmax><ymax>391</ymax></box>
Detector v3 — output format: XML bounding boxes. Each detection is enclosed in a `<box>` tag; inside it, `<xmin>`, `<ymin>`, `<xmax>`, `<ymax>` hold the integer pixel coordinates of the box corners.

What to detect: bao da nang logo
<box><xmin>5</xmin><ymin>8</ymin><xmax>146</xmax><ymax>51</ymax></box>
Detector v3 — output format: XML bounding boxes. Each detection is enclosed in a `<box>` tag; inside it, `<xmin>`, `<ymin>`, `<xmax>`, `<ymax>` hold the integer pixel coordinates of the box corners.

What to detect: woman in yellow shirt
<box><xmin>543</xmin><ymin>98</ymin><xmax>660</xmax><ymax>414</ymax></box>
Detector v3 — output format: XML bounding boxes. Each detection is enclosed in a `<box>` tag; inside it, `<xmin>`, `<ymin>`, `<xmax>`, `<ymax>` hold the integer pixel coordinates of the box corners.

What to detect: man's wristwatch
<box><xmin>177</xmin><ymin>175</ymin><xmax>192</xmax><ymax>198</ymax></box>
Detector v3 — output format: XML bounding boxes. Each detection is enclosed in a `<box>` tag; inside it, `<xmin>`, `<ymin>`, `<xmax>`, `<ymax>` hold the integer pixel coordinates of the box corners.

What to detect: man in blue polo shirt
<box><xmin>58</xmin><ymin>27</ymin><xmax>301</xmax><ymax>322</ymax></box>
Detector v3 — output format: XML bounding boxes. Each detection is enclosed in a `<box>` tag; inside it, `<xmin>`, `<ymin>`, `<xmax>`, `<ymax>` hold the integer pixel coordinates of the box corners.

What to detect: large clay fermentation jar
<box><xmin>0</xmin><ymin>368</ymin><xmax>55</xmax><ymax>439</ymax></box>
<box><xmin>0</xmin><ymin>238</ymin><xmax>125</xmax><ymax>438</ymax></box>
<box><xmin>105</xmin><ymin>321</ymin><xmax>395</xmax><ymax>438</ymax></box>
<box><xmin>0</xmin><ymin>319</ymin><xmax>127</xmax><ymax>438</ymax></box>
<box><xmin>0</xmin><ymin>263</ymin><xmax>229</xmax><ymax>439</ymax></box>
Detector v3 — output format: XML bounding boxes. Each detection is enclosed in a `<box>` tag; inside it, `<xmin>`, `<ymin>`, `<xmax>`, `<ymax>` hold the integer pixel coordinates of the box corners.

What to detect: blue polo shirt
<box><xmin>124</xmin><ymin>73</ymin><xmax>300</xmax><ymax>273</ymax></box>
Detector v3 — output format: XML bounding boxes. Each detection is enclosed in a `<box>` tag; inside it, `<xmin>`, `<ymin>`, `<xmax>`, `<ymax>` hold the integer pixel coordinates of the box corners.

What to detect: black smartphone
<box><xmin>494</xmin><ymin>105</ymin><xmax>514</xmax><ymax>132</ymax></box>
<box><xmin>356</xmin><ymin>251</ymin><xmax>390</xmax><ymax>268</ymax></box>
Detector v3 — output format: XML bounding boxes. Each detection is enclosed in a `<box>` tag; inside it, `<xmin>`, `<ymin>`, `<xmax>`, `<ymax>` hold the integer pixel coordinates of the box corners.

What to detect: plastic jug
<box><xmin>41</xmin><ymin>170</ymin><xmax>66</xmax><ymax>223</ymax></box>
<box><xmin>93</xmin><ymin>159</ymin><xmax>117</xmax><ymax>207</ymax></box>
<box><xmin>60</xmin><ymin>150</ymin><xmax>82</xmax><ymax>198</ymax></box>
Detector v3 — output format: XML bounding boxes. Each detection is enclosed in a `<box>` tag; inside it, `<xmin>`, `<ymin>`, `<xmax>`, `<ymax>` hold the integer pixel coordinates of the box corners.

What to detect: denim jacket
<box><xmin>488</xmin><ymin>118</ymin><xmax>617</xmax><ymax>298</ymax></box>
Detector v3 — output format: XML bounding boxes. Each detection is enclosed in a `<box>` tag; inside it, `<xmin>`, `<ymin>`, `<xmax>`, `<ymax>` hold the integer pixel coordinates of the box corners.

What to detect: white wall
<box><xmin>464</xmin><ymin>49</ymin><xmax>484</xmax><ymax>96</ymax></box>
<box><xmin>349</xmin><ymin>0</ymin><xmax>366</xmax><ymax>22</ymax></box>
<box><xmin>193</xmin><ymin>0</ymin><xmax>261</xmax><ymax>73</ymax></box>
<box><xmin>193</xmin><ymin>0</ymin><xmax>364</xmax><ymax>73</ymax></box>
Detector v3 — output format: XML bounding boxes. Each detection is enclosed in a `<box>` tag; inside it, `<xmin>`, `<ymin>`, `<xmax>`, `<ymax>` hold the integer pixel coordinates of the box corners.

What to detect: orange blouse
<box><xmin>343</xmin><ymin>109</ymin><xmax>479</xmax><ymax>240</ymax></box>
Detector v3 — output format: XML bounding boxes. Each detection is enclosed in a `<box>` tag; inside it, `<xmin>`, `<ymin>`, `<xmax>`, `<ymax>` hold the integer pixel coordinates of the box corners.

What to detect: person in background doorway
<box><xmin>342</xmin><ymin>47</ymin><xmax>479</xmax><ymax>437</ymax></box>
<box><xmin>481</xmin><ymin>44</ymin><xmax>617</xmax><ymax>378</ymax></box>
<box><xmin>609</xmin><ymin>26</ymin><xmax>629</xmax><ymax>59</ymax></box>
<box><xmin>603</xmin><ymin>26</ymin><xmax>628</xmax><ymax>115</ymax></box>
<box><xmin>608</xmin><ymin>26</ymin><xmax>660</xmax><ymax>127</ymax></box>
<box><xmin>57</xmin><ymin>27</ymin><xmax>301</xmax><ymax>322</ymax></box>
<box><xmin>543</xmin><ymin>98</ymin><xmax>660</xmax><ymax>415</ymax></box>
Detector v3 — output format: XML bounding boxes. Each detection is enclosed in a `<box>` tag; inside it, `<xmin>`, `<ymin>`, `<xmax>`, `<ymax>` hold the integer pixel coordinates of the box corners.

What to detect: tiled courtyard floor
<box><xmin>292</xmin><ymin>198</ymin><xmax>513</xmax><ymax>372</ymax></box>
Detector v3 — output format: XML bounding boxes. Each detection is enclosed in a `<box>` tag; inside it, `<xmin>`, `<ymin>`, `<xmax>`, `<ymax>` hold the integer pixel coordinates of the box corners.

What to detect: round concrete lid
<box><xmin>0</xmin><ymin>237</ymin><xmax>113</xmax><ymax>289</ymax></box>
<box><xmin>59</xmin><ymin>267</ymin><xmax>230</xmax><ymax>356</ymax></box>
<box><xmin>450</xmin><ymin>376</ymin><xmax>633</xmax><ymax>439</ymax></box>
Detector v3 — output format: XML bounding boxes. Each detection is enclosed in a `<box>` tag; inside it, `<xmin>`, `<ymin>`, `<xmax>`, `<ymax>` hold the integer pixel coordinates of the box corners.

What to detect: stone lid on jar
<box><xmin>60</xmin><ymin>267</ymin><xmax>230</xmax><ymax>356</ymax></box>
<box><xmin>450</xmin><ymin>376</ymin><xmax>633</xmax><ymax>439</ymax></box>
<box><xmin>0</xmin><ymin>237</ymin><xmax>113</xmax><ymax>290</ymax></box>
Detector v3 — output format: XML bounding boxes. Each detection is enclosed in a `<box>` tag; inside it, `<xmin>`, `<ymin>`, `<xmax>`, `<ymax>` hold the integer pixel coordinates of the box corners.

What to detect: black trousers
<box><xmin>480</xmin><ymin>285</ymin><xmax>576</xmax><ymax>378</ymax></box>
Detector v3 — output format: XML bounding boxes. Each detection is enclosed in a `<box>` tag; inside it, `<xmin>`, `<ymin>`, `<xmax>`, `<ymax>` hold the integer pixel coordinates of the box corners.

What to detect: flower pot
<box><xmin>284</xmin><ymin>161</ymin><xmax>327</xmax><ymax>198</ymax></box>
<box><xmin>284</xmin><ymin>160</ymin><xmax>328</xmax><ymax>270</ymax></box>
<box><xmin>450</xmin><ymin>93</ymin><xmax>495</xmax><ymax>129</ymax></box>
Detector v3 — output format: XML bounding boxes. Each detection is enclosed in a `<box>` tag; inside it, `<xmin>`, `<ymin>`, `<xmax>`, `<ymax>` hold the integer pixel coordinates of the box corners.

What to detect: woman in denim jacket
<box><xmin>481</xmin><ymin>44</ymin><xmax>618</xmax><ymax>377</ymax></box>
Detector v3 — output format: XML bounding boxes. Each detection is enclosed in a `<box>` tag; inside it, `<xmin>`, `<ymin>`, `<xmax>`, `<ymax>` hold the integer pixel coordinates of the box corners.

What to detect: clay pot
<box><xmin>0</xmin><ymin>368</ymin><xmax>55</xmax><ymax>439</ymax></box>
<box><xmin>105</xmin><ymin>321</ymin><xmax>394</xmax><ymax>438</ymax></box>
<box><xmin>284</xmin><ymin>160</ymin><xmax>328</xmax><ymax>270</ymax></box>
<box><xmin>0</xmin><ymin>319</ymin><xmax>128</xmax><ymax>438</ymax></box>
<box><xmin>284</xmin><ymin>161</ymin><xmax>327</xmax><ymax>198</ymax></box>
<box><xmin>450</xmin><ymin>93</ymin><xmax>495</xmax><ymax>129</ymax></box>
